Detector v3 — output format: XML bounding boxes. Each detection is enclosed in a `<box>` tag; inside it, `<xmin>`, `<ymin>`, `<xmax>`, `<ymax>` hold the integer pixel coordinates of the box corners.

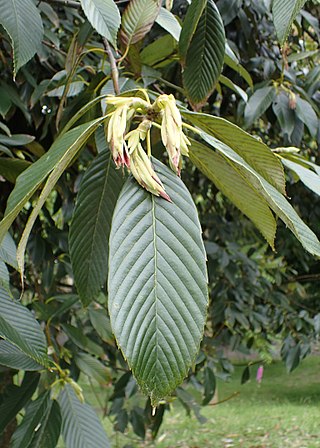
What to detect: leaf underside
<box><xmin>0</xmin><ymin>287</ymin><xmax>48</xmax><ymax>367</ymax></box>
<box><xmin>182</xmin><ymin>111</ymin><xmax>286</xmax><ymax>195</ymax></box>
<box><xmin>80</xmin><ymin>0</ymin><xmax>121</xmax><ymax>48</ymax></box>
<box><xmin>120</xmin><ymin>0</ymin><xmax>161</xmax><ymax>46</ymax></box>
<box><xmin>108</xmin><ymin>158</ymin><xmax>208</xmax><ymax>405</ymax></box>
<box><xmin>189</xmin><ymin>139</ymin><xmax>276</xmax><ymax>247</ymax></box>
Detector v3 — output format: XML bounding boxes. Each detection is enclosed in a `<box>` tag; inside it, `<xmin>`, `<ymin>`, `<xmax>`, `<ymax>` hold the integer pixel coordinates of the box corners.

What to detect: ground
<box><xmin>81</xmin><ymin>356</ymin><xmax>320</xmax><ymax>448</ymax></box>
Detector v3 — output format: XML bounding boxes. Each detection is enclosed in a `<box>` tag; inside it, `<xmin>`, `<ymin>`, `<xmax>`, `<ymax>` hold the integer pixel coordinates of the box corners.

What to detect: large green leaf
<box><xmin>0</xmin><ymin>0</ymin><xmax>43</xmax><ymax>77</ymax></box>
<box><xmin>75</xmin><ymin>353</ymin><xmax>110</xmax><ymax>384</ymax></box>
<box><xmin>295</xmin><ymin>96</ymin><xmax>318</xmax><ymax>138</ymax></box>
<box><xmin>272</xmin><ymin>92</ymin><xmax>295</xmax><ymax>138</ymax></box>
<box><xmin>0</xmin><ymin>340</ymin><xmax>43</xmax><ymax>371</ymax></box>
<box><xmin>224</xmin><ymin>43</ymin><xmax>253</xmax><ymax>88</ymax></box>
<box><xmin>16</xmin><ymin>117</ymin><xmax>106</xmax><ymax>278</ymax></box>
<box><xmin>201</xmin><ymin>132</ymin><xmax>320</xmax><ymax>257</ymax></box>
<box><xmin>179</xmin><ymin>0</ymin><xmax>225</xmax><ymax>107</ymax></box>
<box><xmin>0</xmin><ymin>261</ymin><xmax>9</xmax><ymax>289</ymax></box>
<box><xmin>272</xmin><ymin>0</ymin><xmax>307</xmax><ymax>44</ymax></box>
<box><xmin>88</xmin><ymin>306</ymin><xmax>114</xmax><ymax>344</ymax></box>
<box><xmin>182</xmin><ymin>110</ymin><xmax>286</xmax><ymax>194</ymax></box>
<box><xmin>0</xmin><ymin>287</ymin><xmax>48</xmax><ymax>366</ymax></box>
<box><xmin>0</xmin><ymin>372</ymin><xmax>40</xmax><ymax>434</ymax></box>
<box><xmin>0</xmin><ymin>158</ymin><xmax>31</xmax><ymax>184</ymax></box>
<box><xmin>282</xmin><ymin>158</ymin><xmax>320</xmax><ymax>197</ymax></box>
<box><xmin>178</xmin><ymin>0</ymin><xmax>206</xmax><ymax>62</ymax></box>
<box><xmin>80</xmin><ymin>0</ymin><xmax>120</xmax><ymax>48</ymax></box>
<box><xmin>0</xmin><ymin>232</ymin><xmax>17</xmax><ymax>268</ymax></box>
<box><xmin>0</xmin><ymin>120</ymin><xmax>100</xmax><ymax>245</ymax></box>
<box><xmin>69</xmin><ymin>150</ymin><xmax>124</xmax><ymax>306</ymax></box>
<box><xmin>189</xmin><ymin>139</ymin><xmax>276</xmax><ymax>247</ymax></box>
<box><xmin>108</xmin><ymin>158</ymin><xmax>208</xmax><ymax>405</ymax></box>
<box><xmin>219</xmin><ymin>74</ymin><xmax>248</xmax><ymax>103</ymax></box>
<box><xmin>11</xmin><ymin>391</ymin><xmax>61</xmax><ymax>448</ymax></box>
<box><xmin>244</xmin><ymin>86</ymin><xmax>277</xmax><ymax>128</ymax></box>
<box><xmin>59</xmin><ymin>384</ymin><xmax>110</xmax><ymax>448</ymax></box>
<box><xmin>62</xmin><ymin>324</ymin><xmax>104</xmax><ymax>357</ymax></box>
<box><xmin>155</xmin><ymin>7</ymin><xmax>181</xmax><ymax>42</ymax></box>
<box><xmin>120</xmin><ymin>0</ymin><xmax>161</xmax><ymax>46</ymax></box>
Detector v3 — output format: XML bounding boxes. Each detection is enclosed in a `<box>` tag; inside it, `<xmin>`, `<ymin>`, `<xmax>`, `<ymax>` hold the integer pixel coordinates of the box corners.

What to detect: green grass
<box><xmin>83</xmin><ymin>356</ymin><xmax>320</xmax><ymax>448</ymax></box>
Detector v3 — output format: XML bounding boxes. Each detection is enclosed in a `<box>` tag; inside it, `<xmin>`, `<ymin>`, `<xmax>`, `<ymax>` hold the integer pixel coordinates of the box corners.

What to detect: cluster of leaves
<box><xmin>0</xmin><ymin>0</ymin><xmax>319</xmax><ymax>446</ymax></box>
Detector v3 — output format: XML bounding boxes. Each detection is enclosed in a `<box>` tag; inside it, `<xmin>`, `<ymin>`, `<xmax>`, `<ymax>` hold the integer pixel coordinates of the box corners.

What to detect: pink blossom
<box><xmin>256</xmin><ymin>365</ymin><xmax>264</xmax><ymax>384</ymax></box>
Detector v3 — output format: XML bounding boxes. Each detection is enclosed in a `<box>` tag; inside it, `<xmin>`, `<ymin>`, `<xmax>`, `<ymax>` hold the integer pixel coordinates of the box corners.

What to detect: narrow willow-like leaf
<box><xmin>0</xmin><ymin>372</ymin><xmax>40</xmax><ymax>433</ymax></box>
<box><xmin>59</xmin><ymin>385</ymin><xmax>110</xmax><ymax>448</ymax></box>
<box><xmin>69</xmin><ymin>150</ymin><xmax>124</xmax><ymax>306</ymax></box>
<box><xmin>80</xmin><ymin>0</ymin><xmax>121</xmax><ymax>48</ymax></box>
<box><xmin>189</xmin><ymin>139</ymin><xmax>276</xmax><ymax>247</ymax></box>
<box><xmin>272</xmin><ymin>0</ymin><xmax>307</xmax><ymax>45</ymax></box>
<box><xmin>12</xmin><ymin>392</ymin><xmax>61</xmax><ymax>448</ymax></box>
<box><xmin>0</xmin><ymin>121</ymin><xmax>100</xmax><ymax>245</ymax></box>
<box><xmin>201</xmin><ymin>132</ymin><xmax>320</xmax><ymax>257</ymax></box>
<box><xmin>0</xmin><ymin>0</ymin><xmax>43</xmax><ymax>77</ymax></box>
<box><xmin>0</xmin><ymin>287</ymin><xmax>48</xmax><ymax>366</ymax></box>
<box><xmin>182</xmin><ymin>110</ymin><xmax>286</xmax><ymax>195</ymax></box>
<box><xmin>0</xmin><ymin>340</ymin><xmax>43</xmax><ymax>371</ymax></box>
<box><xmin>179</xmin><ymin>0</ymin><xmax>225</xmax><ymax>107</ymax></box>
<box><xmin>108</xmin><ymin>158</ymin><xmax>208</xmax><ymax>405</ymax></box>
<box><xmin>120</xmin><ymin>0</ymin><xmax>161</xmax><ymax>46</ymax></box>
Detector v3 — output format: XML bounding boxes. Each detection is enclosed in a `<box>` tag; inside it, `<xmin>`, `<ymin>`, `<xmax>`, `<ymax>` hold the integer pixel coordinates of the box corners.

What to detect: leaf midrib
<box><xmin>151</xmin><ymin>195</ymin><xmax>159</xmax><ymax>380</ymax></box>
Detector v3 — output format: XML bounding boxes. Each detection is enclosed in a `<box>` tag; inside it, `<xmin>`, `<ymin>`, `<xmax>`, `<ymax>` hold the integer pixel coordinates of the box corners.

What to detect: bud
<box><xmin>130</xmin><ymin>144</ymin><xmax>171</xmax><ymax>202</ymax></box>
<box><xmin>153</xmin><ymin>94</ymin><xmax>190</xmax><ymax>174</ymax></box>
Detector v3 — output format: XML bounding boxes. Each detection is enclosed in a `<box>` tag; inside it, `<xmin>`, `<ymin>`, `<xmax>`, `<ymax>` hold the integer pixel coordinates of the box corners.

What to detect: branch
<box><xmin>102</xmin><ymin>38</ymin><xmax>120</xmax><ymax>95</ymax></box>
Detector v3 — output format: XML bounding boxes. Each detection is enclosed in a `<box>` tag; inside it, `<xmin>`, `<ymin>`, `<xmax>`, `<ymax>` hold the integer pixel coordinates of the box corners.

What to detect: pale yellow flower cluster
<box><xmin>105</xmin><ymin>93</ymin><xmax>190</xmax><ymax>201</ymax></box>
<box><xmin>105</xmin><ymin>96</ymin><xmax>149</xmax><ymax>168</ymax></box>
<box><xmin>154</xmin><ymin>94</ymin><xmax>190</xmax><ymax>175</ymax></box>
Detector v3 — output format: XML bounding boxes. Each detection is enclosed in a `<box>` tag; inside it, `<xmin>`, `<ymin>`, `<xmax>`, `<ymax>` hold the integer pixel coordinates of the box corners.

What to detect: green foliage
<box><xmin>272</xmin><ymin>0</ymin><xmax>307</xmax><ymax>44</ymax></box>
<box><xmin>0</xmin><ymin>287</ymin><xmax>48</xmax><ymax>367</ymax></box>
<box><xmin>120</xmin><ymin>0</ymin><xmax>161</xmax><ymax>46</ymax></box>
<box><xmin>189</xmin><ymin>139</ymin><xmax>277</xmax><ymax>246</ymax></box>
<box><xmin>69</xmin><ymin>149</ymin><xmax>124</xmax><ymax>305</ymax></box>
<box><xmin>11</xmin><ymin>391</ymin><xmax>61</xmax><ymax>448</ymax></box>
<box><xmin>59</xmin><ymin>384</ymin><xmax>110</xmax><ymax>448</ymax></box>
<box><xmin>80</xmin><ymin>0</ymin><xmax>121</xmax><ymax>48</ymax></box>
<box><xmin>109</xmin><ymin>158</ymin><xmax>208</xmax><ymax>405</ymax></box>
<box><xmin>0</xmin><ymin>0</ymin><xmax>319</xmax><ymax>445</ymax></box>
<box><xmin>0</xmin><ymin>0</ymin><xmax>43</xmax><ymax>77</ymax></box>
<box><xmin>179</xmin><ymin>0</ymin><xmax>225</xmax><ymax>107</ymax></box>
